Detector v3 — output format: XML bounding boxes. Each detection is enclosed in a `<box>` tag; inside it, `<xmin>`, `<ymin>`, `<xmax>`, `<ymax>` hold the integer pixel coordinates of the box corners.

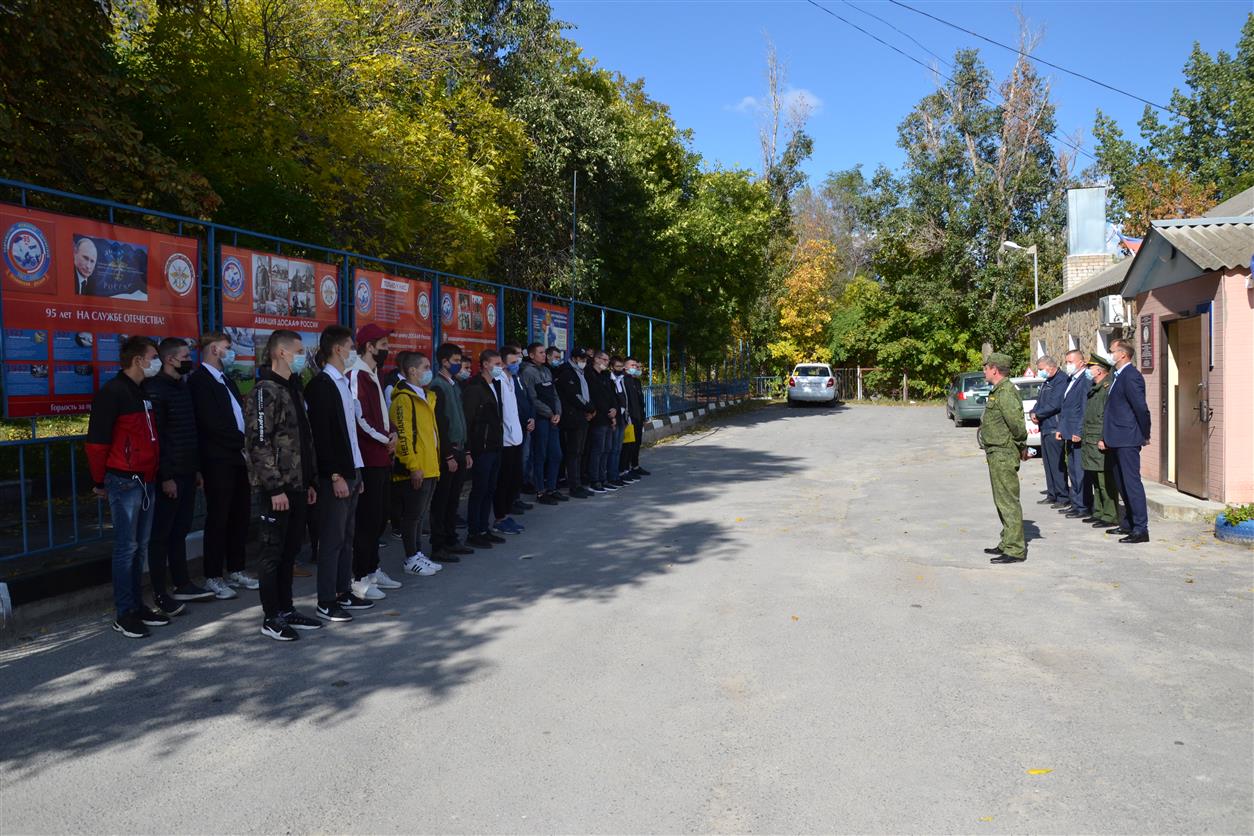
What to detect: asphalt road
<box><xmin>2</xmin><ymin>403</ymin><xmax>1251</xmax><ymax>834</ymax></box>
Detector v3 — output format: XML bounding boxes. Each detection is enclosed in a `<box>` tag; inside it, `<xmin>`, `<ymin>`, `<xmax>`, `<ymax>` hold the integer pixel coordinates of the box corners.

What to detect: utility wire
<box><xmin>887</xmin><ymin>0</ymin><xmax>1179</xmax><ymax>116</ymax></box>
<box><xmin>841</xmin><ymin>0</ymin><xmax>951</xmax><ymax>70</ymax></box>
<box><xmin>803</xmin><ymin>0</ymin><xmax>1096</xmax><ymax>162</ymax></box>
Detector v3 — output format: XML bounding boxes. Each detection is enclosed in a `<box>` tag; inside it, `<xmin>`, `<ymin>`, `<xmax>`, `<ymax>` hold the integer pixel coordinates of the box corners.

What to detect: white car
<box><xmin>975</xmin><ymin>376</ymin><xmax>1042</xmax><ymax>455</ymax></box>
<box><xmin>786</xmin><ymin>363</ymin><xmax>837</xmax><ymax>406</ymax></box>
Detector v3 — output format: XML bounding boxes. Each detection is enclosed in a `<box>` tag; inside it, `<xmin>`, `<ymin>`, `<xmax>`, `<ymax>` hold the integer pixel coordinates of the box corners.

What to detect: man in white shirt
<box><xmin>493</xmin><ymin>345</ymin><xmax>534</xmax><ymax>535</ymax></box>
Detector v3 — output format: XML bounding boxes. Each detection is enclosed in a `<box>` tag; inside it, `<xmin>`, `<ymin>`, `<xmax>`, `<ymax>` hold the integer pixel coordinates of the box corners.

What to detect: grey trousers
<box><xmin>317</xmin><ymin>471</ymin><xmax>360</xmax><ymax>606</ymax></box>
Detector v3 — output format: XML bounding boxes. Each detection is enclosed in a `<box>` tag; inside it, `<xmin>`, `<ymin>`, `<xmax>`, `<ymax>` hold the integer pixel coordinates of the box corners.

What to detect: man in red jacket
<box><xmin>350</xmin><ymin>323</ymin><xmax>399</xmax><ymax>599</ymax></box>
<box><xmin>87</xmin><ymin>335</ymin><xmax>166</xmax><ymax>639</ymax></box>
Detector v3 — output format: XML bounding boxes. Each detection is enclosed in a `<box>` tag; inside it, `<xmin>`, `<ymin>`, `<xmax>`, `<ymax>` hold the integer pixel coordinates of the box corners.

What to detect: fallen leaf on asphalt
<box><xmin>1112</xmin><ymin>583</ymin><xmax>1120</xmax><ymax>589</ymax></box>
<box><xmin>978</xmin><ymin>817</ymin><xmax>994</xmax><ymax>822</ymax></box>
<box><xmin>791</xmin><ymin>615</ymin><xmax>799</xmax><ymax>621</ymax></box>
<box><xmin>1185</xmin><ymin>578</ymin><xmax>1194</xmax><ymax>584</ymax></box>
<box><xmin>734</xmin><ymin>517</ymin><xmax>745</xmax><ymax>523</ymax></box>
<box><xmin>1026</xmin><ymin>768</ymin><xmax>1053</xmax><ymax>775</ymax></box>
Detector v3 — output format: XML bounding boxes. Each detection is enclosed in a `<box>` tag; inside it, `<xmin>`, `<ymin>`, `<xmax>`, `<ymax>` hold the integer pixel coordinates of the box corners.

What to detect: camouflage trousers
<box><xmin>1086</xmin><ymin>454</ymin><xmax>1120</xmax><ymax>525</ymax></box>
<box><xmin>986</xmin><ymin>448</ymin><xmax>1025</xmax><ymax>558</ymax></box>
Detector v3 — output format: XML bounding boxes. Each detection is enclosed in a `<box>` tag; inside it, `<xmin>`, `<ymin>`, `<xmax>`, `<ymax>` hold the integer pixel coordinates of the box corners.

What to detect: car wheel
<box><xmin>787</xmin><ymin>398</ymin><xmax>798</xmax><ymax>408</ymax></box>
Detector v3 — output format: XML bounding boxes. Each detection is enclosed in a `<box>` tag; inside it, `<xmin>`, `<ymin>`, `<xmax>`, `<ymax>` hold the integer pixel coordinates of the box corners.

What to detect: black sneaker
<box><xmin>279</xmin><ymin>610</ymin><xmax>323</xmax><ymax>630</ymax></box>
<box><xmin>589</xmin><ymin>484</ymin><xmax>607</xmax><ymax>494</ymax></box>
<box><xmin>633</xmin><ymin>467</ymin><xmax>651</xmax><ymax>476</ymax></box>
<box><xmin>570</xmin><ymin>488</ymin><xmax>592</xmax><ymax>499</ymax></box>
<box><xmin>484</xmin><ymin>532</ymin><xmax>507</xmax><ymax>544</ymax></box>
<box><xmin>513</xmin><ymin>500</ymin><xmax>534</xmax><ymax>512</ymax></box>
<box><xmin>170</xmin><ymin>583</ymin><xmax>215</xmax><ymax>602</ymax></box>
<box><xmin>138</xmin><ymin>607</ymin><xmax>171</xmax><ymax>627</ymax></box>
<box><xmin>449</xmin><ymin>543</ymin><xmax>474</xmax><ymax>555</ymax></box>
<box><xmin>431</xmin><ymin>550</ymin><xmax>462</xmax><ymax>563</ymax></box>
<box><xmin>552</xmin><ymin>491</ymin><xmax>571</xmax><ymax>501</ymax></box>
<box><xmin>154</xmin><ymin>593</ymin><xmax>187</xmax><ymax>617</ymax></box>
<box><xmin>466</xmin><ymin>534</ymin><xmax>494</xmax><ymax>549</ymax></box>
<box><xmin>261</xmin><ymin>617</ymin><xmax>299</xmax><ymax>641</ymax></box>
<box><xmin>609</xmin><ymin>479</ymin><xmax>627</xmax><ymax>488</ymax></box>
<box><xmin>112</xmin><ymin>612</ymin><xmax>150</xmax><ymax>639</ymax></box>
<box><xmin>538</xmin><ymin>493</ymin><xmax>560</xmax><ymax>506</ymax></box>
<box><xmin>621</xmin><ymin>474</ymin><xmax>640</xmax><ymax>483</ymax></box>
<box><xmin>316</xmin><ymin>604</ymin><xmax>353</xmax><ymax>622</ymax></box>
<box><xmin>601</xmin><ymin>482</ymin><xmax>619</xmax><ymax>491</ymax></box>
<box><xmin>338</xmin><ymin>593</ymin><xmax>375</xmax><ymax>610</ymax></box>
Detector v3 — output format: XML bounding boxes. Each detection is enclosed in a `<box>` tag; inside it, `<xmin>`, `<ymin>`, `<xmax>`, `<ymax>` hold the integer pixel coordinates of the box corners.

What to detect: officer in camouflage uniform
<box><xmin>1081</xmin><ymin>354</ymin><xmax>1120</xmax><ymax>528</ymax></box>
<box><xmin>978</xmin><ymin>353</ymin><xmax>1029</xmax><ymax>563</ymax></box>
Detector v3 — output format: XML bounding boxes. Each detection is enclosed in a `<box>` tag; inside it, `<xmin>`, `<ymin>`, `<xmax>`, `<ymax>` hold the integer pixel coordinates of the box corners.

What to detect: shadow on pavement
<box><xmin>0</xmin><ymin>436</ymin><xmax>802</xmax><ymax>777</ymax></box>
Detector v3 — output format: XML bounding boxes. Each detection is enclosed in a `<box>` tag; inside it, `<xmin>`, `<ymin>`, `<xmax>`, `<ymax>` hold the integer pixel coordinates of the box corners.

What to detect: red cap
<box><xmin>355</xmin><ymin>323</ymin><xmax>390</xmax><ymax>346</ymax></box>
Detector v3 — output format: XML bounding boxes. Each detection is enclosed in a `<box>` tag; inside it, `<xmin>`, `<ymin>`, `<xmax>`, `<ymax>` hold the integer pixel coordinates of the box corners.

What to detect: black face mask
<box><xmin>375</xmin><ymin>349</ymin><xmax>389</xmax><ymax>367</ymax></box>
<box><xmin>177</xmin><ymin>361</ymin><xmax>194</xmax><ymax>376</ymax></box>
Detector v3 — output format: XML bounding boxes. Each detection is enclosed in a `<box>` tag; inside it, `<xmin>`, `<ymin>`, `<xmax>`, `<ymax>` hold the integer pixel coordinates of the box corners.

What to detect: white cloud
<box><xmin>725</xmin><ymin>88</ymin><xmax>823</xmax><ymax>117</ymax></box>
<box><xmin>727</xmin><ymin>96</ymin><xmax>760</xmax><ymax>113</ymax></box>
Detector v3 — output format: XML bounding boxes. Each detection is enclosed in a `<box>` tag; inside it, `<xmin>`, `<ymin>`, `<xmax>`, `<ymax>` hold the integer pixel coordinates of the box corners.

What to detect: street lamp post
<box><xmin>1001</xmin><ymin>240</ymin><xmax>1039</xmax><ymax>309</ymax></box>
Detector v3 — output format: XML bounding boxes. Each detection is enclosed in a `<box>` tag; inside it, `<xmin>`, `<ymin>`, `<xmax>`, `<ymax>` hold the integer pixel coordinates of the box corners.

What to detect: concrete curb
<box><xmin>641</xmin><ymin>396</ymin><xmax>749</xmax><ymax>444</ymax></box>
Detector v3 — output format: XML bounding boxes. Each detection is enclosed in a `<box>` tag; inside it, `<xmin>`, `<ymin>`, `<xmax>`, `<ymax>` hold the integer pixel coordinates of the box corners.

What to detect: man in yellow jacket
<box><xmin>389</xmin><ymin>351</ymin><xmax>443</xmax><ymax>576</ymax></box>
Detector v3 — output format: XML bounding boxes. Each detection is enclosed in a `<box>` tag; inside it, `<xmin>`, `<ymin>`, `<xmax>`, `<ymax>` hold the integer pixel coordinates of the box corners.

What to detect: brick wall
<box><xmin>1028</xmin><ymin>292</ymin><xmax>1127</xmax><ymax>363</ymax></box>
<box><xmin>1063</xmin><ymin>253</ymin><xmax>1117</xmax><ymax>293</ymax></box>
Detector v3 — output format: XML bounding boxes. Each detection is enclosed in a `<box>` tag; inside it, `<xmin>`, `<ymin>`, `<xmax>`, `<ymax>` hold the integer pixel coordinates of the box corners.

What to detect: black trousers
<box><xmin>430</xmin><ymin>449</ymin><xmax>468</xmax><ymax>550</ymax></box>
<box><xmin>352</xmin><ymin>465</ymin><xmax>391</xmax><ymax>579</ymax></box>
<box><xmin>201</xmin><ymin>458</ymin><xmax>251</xmax><ymax>579</ymax></box>
<box><xmin>258</xmin><ymin>491</ymin><xmax>307</xmax><ymax>618</ymax></box>
<box><xmin>561</xmin><ymin>421</ymin><xmax>588</xmax><ymax>490</ymax></box>
<box><xmin>148</xmin><ymin>473</ymin><xmax>196</xmax><ymax>594</ymax></box>
<box><xmin>621</xmin><ymin>439</ymin><xmax>641</xmax><ymax>470</ymax></box>
<box><xmin>494</xmin><ymin>444</ymin><xmax>524</xmax><ymax>519</ymax></box>
<box><xmin>316</xmin><ymin>472</ymin><xmax>359</xmax><ymax>607</ymax></box>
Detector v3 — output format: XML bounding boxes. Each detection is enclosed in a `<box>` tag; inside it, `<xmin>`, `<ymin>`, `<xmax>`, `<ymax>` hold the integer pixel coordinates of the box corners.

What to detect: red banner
<box><xmin>1</xmin><ymin>202</ymin><xmax>200</xmax><ymax>417</ymax></box>
<box><xmin>439</xmin><ymin>286</ymin><xmax>498</xmax><ymax>372</ymax></box>
<box><xmin>220</xmin><ymin>245</ymin><xmax>339</xmax><ymax>386</ymax></box>
<box><xmin>353</xmin><ymin>268</ymin><xmax>432</xmax><ymax>356</ymax></box>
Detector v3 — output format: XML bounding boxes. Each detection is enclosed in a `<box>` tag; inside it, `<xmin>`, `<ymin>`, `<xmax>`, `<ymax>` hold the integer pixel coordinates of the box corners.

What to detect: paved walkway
<box><xmin>1</xmin><ymin>403</ymin><xmax>1250</xmax><ymax>833</ymax></box>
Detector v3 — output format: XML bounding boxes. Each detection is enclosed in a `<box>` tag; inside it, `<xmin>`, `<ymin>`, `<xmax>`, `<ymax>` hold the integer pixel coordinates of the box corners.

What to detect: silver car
<box><xmin>787</xmin><ymin>364</ymin><xmax>837</xmax><ymax>406</ymax></box>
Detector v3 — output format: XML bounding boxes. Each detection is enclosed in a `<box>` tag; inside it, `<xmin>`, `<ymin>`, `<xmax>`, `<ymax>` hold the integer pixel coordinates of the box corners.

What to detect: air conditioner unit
<box><xmin>1099</xmin><ymin>294</ymin><xmax>1126</xmax><ymax>327</ymax></box>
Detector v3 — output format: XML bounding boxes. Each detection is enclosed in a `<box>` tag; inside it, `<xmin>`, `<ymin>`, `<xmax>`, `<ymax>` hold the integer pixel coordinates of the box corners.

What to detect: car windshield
<box><xmin>961</xmin><ymin>376</ymin><xmax>990</xmax><ymax>391</ymax></box>
<box><xmin>1015</xmin><ymin>381</ymin><xmax>1042</xmax><ymax>399</ymax></box>
<box><xmin>795</xmin><ymin>366</ymin><xmax>830</xmax><ymax>377</ymax></box>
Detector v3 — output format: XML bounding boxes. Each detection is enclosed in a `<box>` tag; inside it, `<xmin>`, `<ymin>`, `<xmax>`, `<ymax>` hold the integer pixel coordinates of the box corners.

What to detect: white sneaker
<box><xmin>352</xmin><ymin>579</ymin><xmax>386</xmax><ymax>600</ymax></box>
<box><xmin>370</xmin><ymin>568</ymin><xmax>403</xmax><ymax>589</ymax></box>
<box><xmin>403</xmin><ymin>554</ymin><xmax>438</xmax><ymax>576</ymax></box>
<box><xmin>204</xmin><ymin>577</ymin><xmax>238</xmax><ymax>600</ymax></box>
<box><xmin>415</xmin><ymin>552</ymin><xmax>442</xmax><ymax>573</ymax></box>
<box><xmin>227</xmin><ymin>570</ymin><xmax>260</xmax><ymax>590</ymax></box>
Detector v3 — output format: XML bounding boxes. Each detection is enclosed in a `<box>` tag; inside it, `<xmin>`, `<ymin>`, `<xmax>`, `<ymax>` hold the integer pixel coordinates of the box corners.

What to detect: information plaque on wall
<box><xmin>1139</xmin><ymin>313</ymin><xmax>1154</xmax><ymax>371</ymax></box>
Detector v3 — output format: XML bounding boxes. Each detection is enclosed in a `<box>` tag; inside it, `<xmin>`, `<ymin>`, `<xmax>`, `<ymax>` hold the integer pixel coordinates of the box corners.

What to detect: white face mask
<box><xmin>143</xmin><ymin>357</ymin><xmax>162</xmax><ymax>378</ymax></box>
<box><xmin>1065</xmin><ymin>362</ymin><xmax>1078</xmax><ymax>376</ymax></box>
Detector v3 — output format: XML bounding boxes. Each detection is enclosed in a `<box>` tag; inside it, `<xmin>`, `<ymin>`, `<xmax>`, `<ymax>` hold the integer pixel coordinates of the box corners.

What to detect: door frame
<box><xmin>1158</xmin><ymin>309</ymin><xmax>1211</xmax><ymax>499</ymax></box>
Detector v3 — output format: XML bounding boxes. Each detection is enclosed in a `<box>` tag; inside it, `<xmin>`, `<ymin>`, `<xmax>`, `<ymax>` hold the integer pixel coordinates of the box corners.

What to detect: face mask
<box><xmin>506</xmin><ymin>361</ymin><xmax>521</xmax><ymax>375</ymax></box>
<box><xmin>417</xmin><ymin>369</ymin><xmax>433</xmax><ymax>387</ymax></box>
<box><xmin>374</xmin><ymin>348</ymin><xmax>389</xmax><ymax>367</ymax></box>
<box><xmin>575</xmin><ymin>360</ymin><xmax>586</xmax><ymax>371</ymax></box>
<box><xmin>491</xmin><ymin>366</ymin><xmax>506</xmax><ymax>381</ymax></box>
<box><xmin>457</xmin><ymin>368</ymin><xmax>471</xmax><ymax>381</ymax></box>
<box><xmin>1065</xmin><ymin>363</ymin><xmax>1078</xmax><ymax>376</ymax></box>
<box><xmin>1036</xmin><ymin>369</ymin><xmax>1047</xmax><ymax>379</ymax></box>
<box><xmin>221</xmin><ymin>348</ymin><xmax>236</xmax><ymax>367</ymax></box>
<box><xmin>290</xmin><ymin>353</ymin><xmax>307</xmax><ymax>375</ymax></box>
<box><xmin>447</xmin><ymin>362</ymin><xmax>462</xmax><ymax>377</ymax></box>
<box><xmin>1084</xmin><ymin>368</ymin><xmax>1094</xmax><ymax>380</ymax></box>
<box><xmin>549</xmin><ymin>359</ymin><xmax>562</xmax><ymax>369</ymax></box>
<box><xmin>143</xmin><ymin>357</ymin><xmax>161</xmax><ymax>378</ymax></box>
<box><xmin>612</xmin><ymin>368</ymin><xmax>623</xmax><ymax>377</ymax></box>
<box><xmin>177</xmin><ymin>360</ymin><xmax>194</xmax><ymax>376</ymax></box>
<box><xmin>628</xmin><ymin>368</ymin><xmax>642</xmax><ymax>377</ymax></box>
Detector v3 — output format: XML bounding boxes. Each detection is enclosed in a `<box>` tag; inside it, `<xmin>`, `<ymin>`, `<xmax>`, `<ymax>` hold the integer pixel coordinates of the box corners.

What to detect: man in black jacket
<box><xmin>621</xmin><ymin>356</ymin><xmax>649</xmax><ymax>478</ymax></box>
<box><xmin>428</xmin><ymin>342</ymin><xmax>474</xmax><ymax>561</ymax></box>
<box><xmin>144</xmin><ymin>338</ymin><xmax>214</xmax><ymax>615</ymax></box>
<box><xmin>303</xmin><ymin>325</ymin><xmax>370</xmax><ymax>621</ymax></box>
<box><xmin>553</xmin><ymin>348</ymin><xmax>594</xmax><ymax>499</ymax></box>
<box><xmin>584</xmin><ymin>350</ymin><xmax>619</xmax><ymax>493</ymax></box>
<box><xmin>188</xmin><ymin>331</ymin><xmax>256</xmax><ymax>600</ymax></box>
<box><xmin>462</xmin><ymin>349</ymin><xmax>506</xmax><ymax>548</ymax></box>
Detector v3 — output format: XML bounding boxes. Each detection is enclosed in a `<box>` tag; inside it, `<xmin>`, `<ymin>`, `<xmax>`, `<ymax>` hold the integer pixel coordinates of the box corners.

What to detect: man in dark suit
<box><xmin>1059</xmin><ymin>349</ymin><xmax>1092</xmax><ymax>519</ymax></box>
<box><xmin>188</xmin><ymin>332</ymin><xmax>256</xmax><ymax>600</ymax></box>
<box><xmin>554</xmin><ymin>348</ymin><xmax>594</xmax><ymax>499</ymax></box>
<box><xmin>1029</xmin><ymin>355</ymin><xmax>1067</xmax><ymax>507</ymax></box>
<box><xmin>1101</xmin><ymin>342</ymin><xmax>1152</xmax><ymax>543</ymax></box>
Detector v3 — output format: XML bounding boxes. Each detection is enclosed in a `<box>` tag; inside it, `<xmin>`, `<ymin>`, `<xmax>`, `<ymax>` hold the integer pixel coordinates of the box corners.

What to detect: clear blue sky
<box><xmin>551</xmin><ymin>0</ymin><xmax>1250</xmax><ymax>184</ymax></box>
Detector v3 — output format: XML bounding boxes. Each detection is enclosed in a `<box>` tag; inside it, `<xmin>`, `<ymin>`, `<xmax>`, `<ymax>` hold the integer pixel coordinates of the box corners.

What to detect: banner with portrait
<box><xmin>0</xmin><ymin>202</ymin><xmax>200</xmax><ymax>417</ymax></box>
<box><xmin>531</xmin><ymin>300</ymin><xmax>570</xmax><ymax>357</ymax></box>
<box><xmin>220</xmin><ymin>245</ymin><xmax>339</xmax><ymax>390</ymax></box>
<box><xmin>438</xmin><ymin>286</ymin><xmax>498</xmax><ymax>372</ymax></box>
<box><xmin>353</xmin><ymin>268</ymin><xmax>433</xmax><ymax>357</ymax></box>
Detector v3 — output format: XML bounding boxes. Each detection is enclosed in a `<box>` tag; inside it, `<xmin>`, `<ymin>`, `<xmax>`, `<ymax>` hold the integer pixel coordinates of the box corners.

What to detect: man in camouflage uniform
<box><xmin>245</xmin><ymin>329</ymin><xmax>321</xmax><ymax>641</ymax></box>
<box><xmin>1081</xmin><ymin>354</ymin><xmax>1120</xmax><ymax>528</ymax></box>
<box><xmin>979</xmin><ymin>353</ymin><xmax>1029</xmax><ymax>564</ymax></box>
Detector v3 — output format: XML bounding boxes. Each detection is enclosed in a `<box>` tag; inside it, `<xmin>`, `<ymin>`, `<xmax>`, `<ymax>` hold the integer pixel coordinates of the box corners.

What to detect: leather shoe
<box><xmin>990</xmin><ymin>555</ymin><xmax>1026</xmax><ymax>564</ymax></box>
<box><xmin>1081</xmin><ymin>516</ymin><xmax>1099</xmax><ymax>523</ymax></box>
<box><xmin>1050</xmin><ymin>502</ymin><xmax>1070</xmax><ymax>509</ymax></box>
<box><xmin>1119</xmin><ymin>532</ymin><xmax>1150</xmax><ymax>543</ymax></box>
<box><xmin>1106</xmin><ymin>527</ymin><xmax>1131</xmax><ymax>535</ymax></box>
<box><xmin>1065</xmin><ymin>510</ymin><xmax>1087</xmax><ymax>519</ymax></box>
<box><xmin>1091</xmin><ymin>520</ymin><xmax>1113</xmax><ymax>528</ymax></box>
<box><xmin>1036</xmin><ymin>498</ymin><xmax>1055</xmax><ymax>505</ymax></box>
<box><xmin>449</xmin><ymin>544</ymin><xmax>474</xmax><ymax>555</ymax></box>
<box><xmin>982</xmin><ymin>547</ymin><xmax>1003</xmax><ymax>555</ymax></box>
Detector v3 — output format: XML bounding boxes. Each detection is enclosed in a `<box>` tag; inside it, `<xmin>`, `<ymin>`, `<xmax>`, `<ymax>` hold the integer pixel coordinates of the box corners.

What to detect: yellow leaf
<box><xmin>978</xmin><ymin>817</ymin><xmax>994</xmax><ymax>822</ymax></box>
<box><xmin>790</xmin><ymin>615</ymin><xmax>799</xmax><ymax>621</ymax></box>
<box><xmin>1026</xmin><ymin>768</ymin><xmax>1052</xmax><ymax>775</ymax></box>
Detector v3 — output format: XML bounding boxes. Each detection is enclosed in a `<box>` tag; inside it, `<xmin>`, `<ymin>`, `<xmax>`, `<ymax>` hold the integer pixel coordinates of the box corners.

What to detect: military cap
<box><xmin>1087</xmin><ymin>353</ymin><xmax>1113</xmax><ymax>370</ymax></box>
<box><xmin>984</xmin><ymin>352</ymin><xmax>1013</xmax><ymax>369</ymax></box>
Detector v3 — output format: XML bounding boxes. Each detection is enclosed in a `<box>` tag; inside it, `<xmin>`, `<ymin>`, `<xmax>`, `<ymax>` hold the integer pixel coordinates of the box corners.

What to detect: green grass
<box><xmin>0</xmin><ymin>416</ymin><xmax>90</xmax><ymax>441</ymax></box>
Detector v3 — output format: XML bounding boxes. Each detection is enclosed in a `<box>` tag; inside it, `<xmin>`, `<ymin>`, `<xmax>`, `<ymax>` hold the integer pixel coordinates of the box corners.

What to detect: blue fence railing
<box><xmin>0</xmin><ymin>434</ymin><xmax>107</xmax><ymax>562</ymax></box>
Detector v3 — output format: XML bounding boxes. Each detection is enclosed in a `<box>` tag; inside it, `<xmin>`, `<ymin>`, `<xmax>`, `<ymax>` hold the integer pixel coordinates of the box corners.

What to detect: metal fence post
<box><xmin>599</xmin><ymin>307</ymin><xmax>606</xmax><ymax>352</ymax></box>
<box><xmin>341</xmin><ymin>255</ymin><xmax>353</xmax><ymax>329</ymax></box>
<box><xmin>626</xmin><ymin>315</ymin><xmax>632</xmax><ymax>357</ymax></box>
<box><xmin>206</xmin><ymin>225</ymin><xmax>218</xmax><ymax>331</ymax></box>
<box><xmin>665</xmin><ymin>324</ymin><xmax>671</xmax><ymax>415</ymax></box>
<box><xmin>526</xmin><ymin>291</ymin><xmax>535</xmax><ymax>346</ymax></box>
<box><xmin>432</xmin><ymin>274</ymin><xmax>442</xmax><ymax>348</ymax></box>
<box><xmin>496</xmin><ymin>285</ymin><xmax>506</xmax><ymax>347</ymax></box>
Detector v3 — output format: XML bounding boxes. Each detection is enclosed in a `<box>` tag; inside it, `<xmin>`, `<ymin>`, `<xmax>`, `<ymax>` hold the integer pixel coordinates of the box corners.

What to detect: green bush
<box><xmin>1220</xmin><ymin>503</ymin><xmax>1254</xmax><ymax>526</ymax></box>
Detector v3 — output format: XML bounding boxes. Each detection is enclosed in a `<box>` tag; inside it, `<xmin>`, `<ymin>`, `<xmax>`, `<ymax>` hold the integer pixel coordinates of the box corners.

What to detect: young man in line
<box><xmin>245</xmin><ymin>330</ymin><xmax>322</xmax><ymax>641</ymax></box>
<box><xmin>87</xmin><ymin>335</ymin><xmax>168</xmax><ymax>638</ymax></box>
<box><xmin>304</xmin><ymin>325</ymin><xmax>371</xmax><ymax>622</ymax></box>
<box><xmin>584</xmin><ymin>350</ymin><xmax>619</xmax><ymax>494</ymax></box>
<box><xmin>493</xmin><ymin>345</ymin><xmax>535</xmax><ymax>535</ymax></box>
<box><xmin>188</xmin><ymin>331</ymin><xmax>257</xmax><ymax>599</ymax></box>
<box><xmin>621</xmin><ymin>356</ymin><xmax>650</xmax><ymax>479</ymax></box>
<box><xmin>144</xmin><ymin>337</ymin><xmax>214</xmax><ymax>616</ymax></box>
<box><xmin>554</xmin><ymin>347</ymin><xmax>594</xmax><ymax>499</ymax></box>
<box><xmin>349</xmin><ymin>323</ymin><xmax>400</xmax><ymax>599</ymax></box>
<box><xmin>606</xmin><ymin>356</ymin><xmax>629</xmax><ymax>488</ymax></box>
<box><xmin>520</xmin><ymin>342</ymin><xmax>564</xmax><ymax>505</ymax></box>
<box><xmin>389</xmin><ymin>351</ymin><xmax>443</xmax><ymax>577</ymax></box>
<box><xmin>428</xmin><ymin>342</ymin><xmax>474</xmax><ymax>562</ymax></box>
<box><xmin>462</xmin><ymin>350</ymin><xmax>507</xmax><ymax>548</ymax></box>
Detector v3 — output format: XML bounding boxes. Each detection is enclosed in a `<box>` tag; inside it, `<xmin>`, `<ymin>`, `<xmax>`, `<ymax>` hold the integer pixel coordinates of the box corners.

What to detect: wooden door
<box><xmin>1175</xmin><ymin>316</ymin><xmax>1207</xmax><ymax>498</ymax></box>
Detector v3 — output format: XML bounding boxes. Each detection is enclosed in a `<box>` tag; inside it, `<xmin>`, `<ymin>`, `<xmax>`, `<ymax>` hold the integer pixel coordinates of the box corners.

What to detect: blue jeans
<box><xmin>608</xmin><ymin>422</ymin><xmax>625</xmax><ymax>480</ymax></box>
<box><xmin>587</xmin><ymin>425</ymin><xmax>611</xmax><ymax>484</ymax></box>
<box><xmin>468</xmin><ymin>450</ymin><xmax>501</xmax><ymax>534</ymax></box>
<box><xmin>106</xmin><ymin>473</ymin><xmax>155</xmax><ymax>618</ymax></box>
<box><xmin>530</xmin><ymin>420</ymin><xmax>562</xmax><ymax>492</ymax></box>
